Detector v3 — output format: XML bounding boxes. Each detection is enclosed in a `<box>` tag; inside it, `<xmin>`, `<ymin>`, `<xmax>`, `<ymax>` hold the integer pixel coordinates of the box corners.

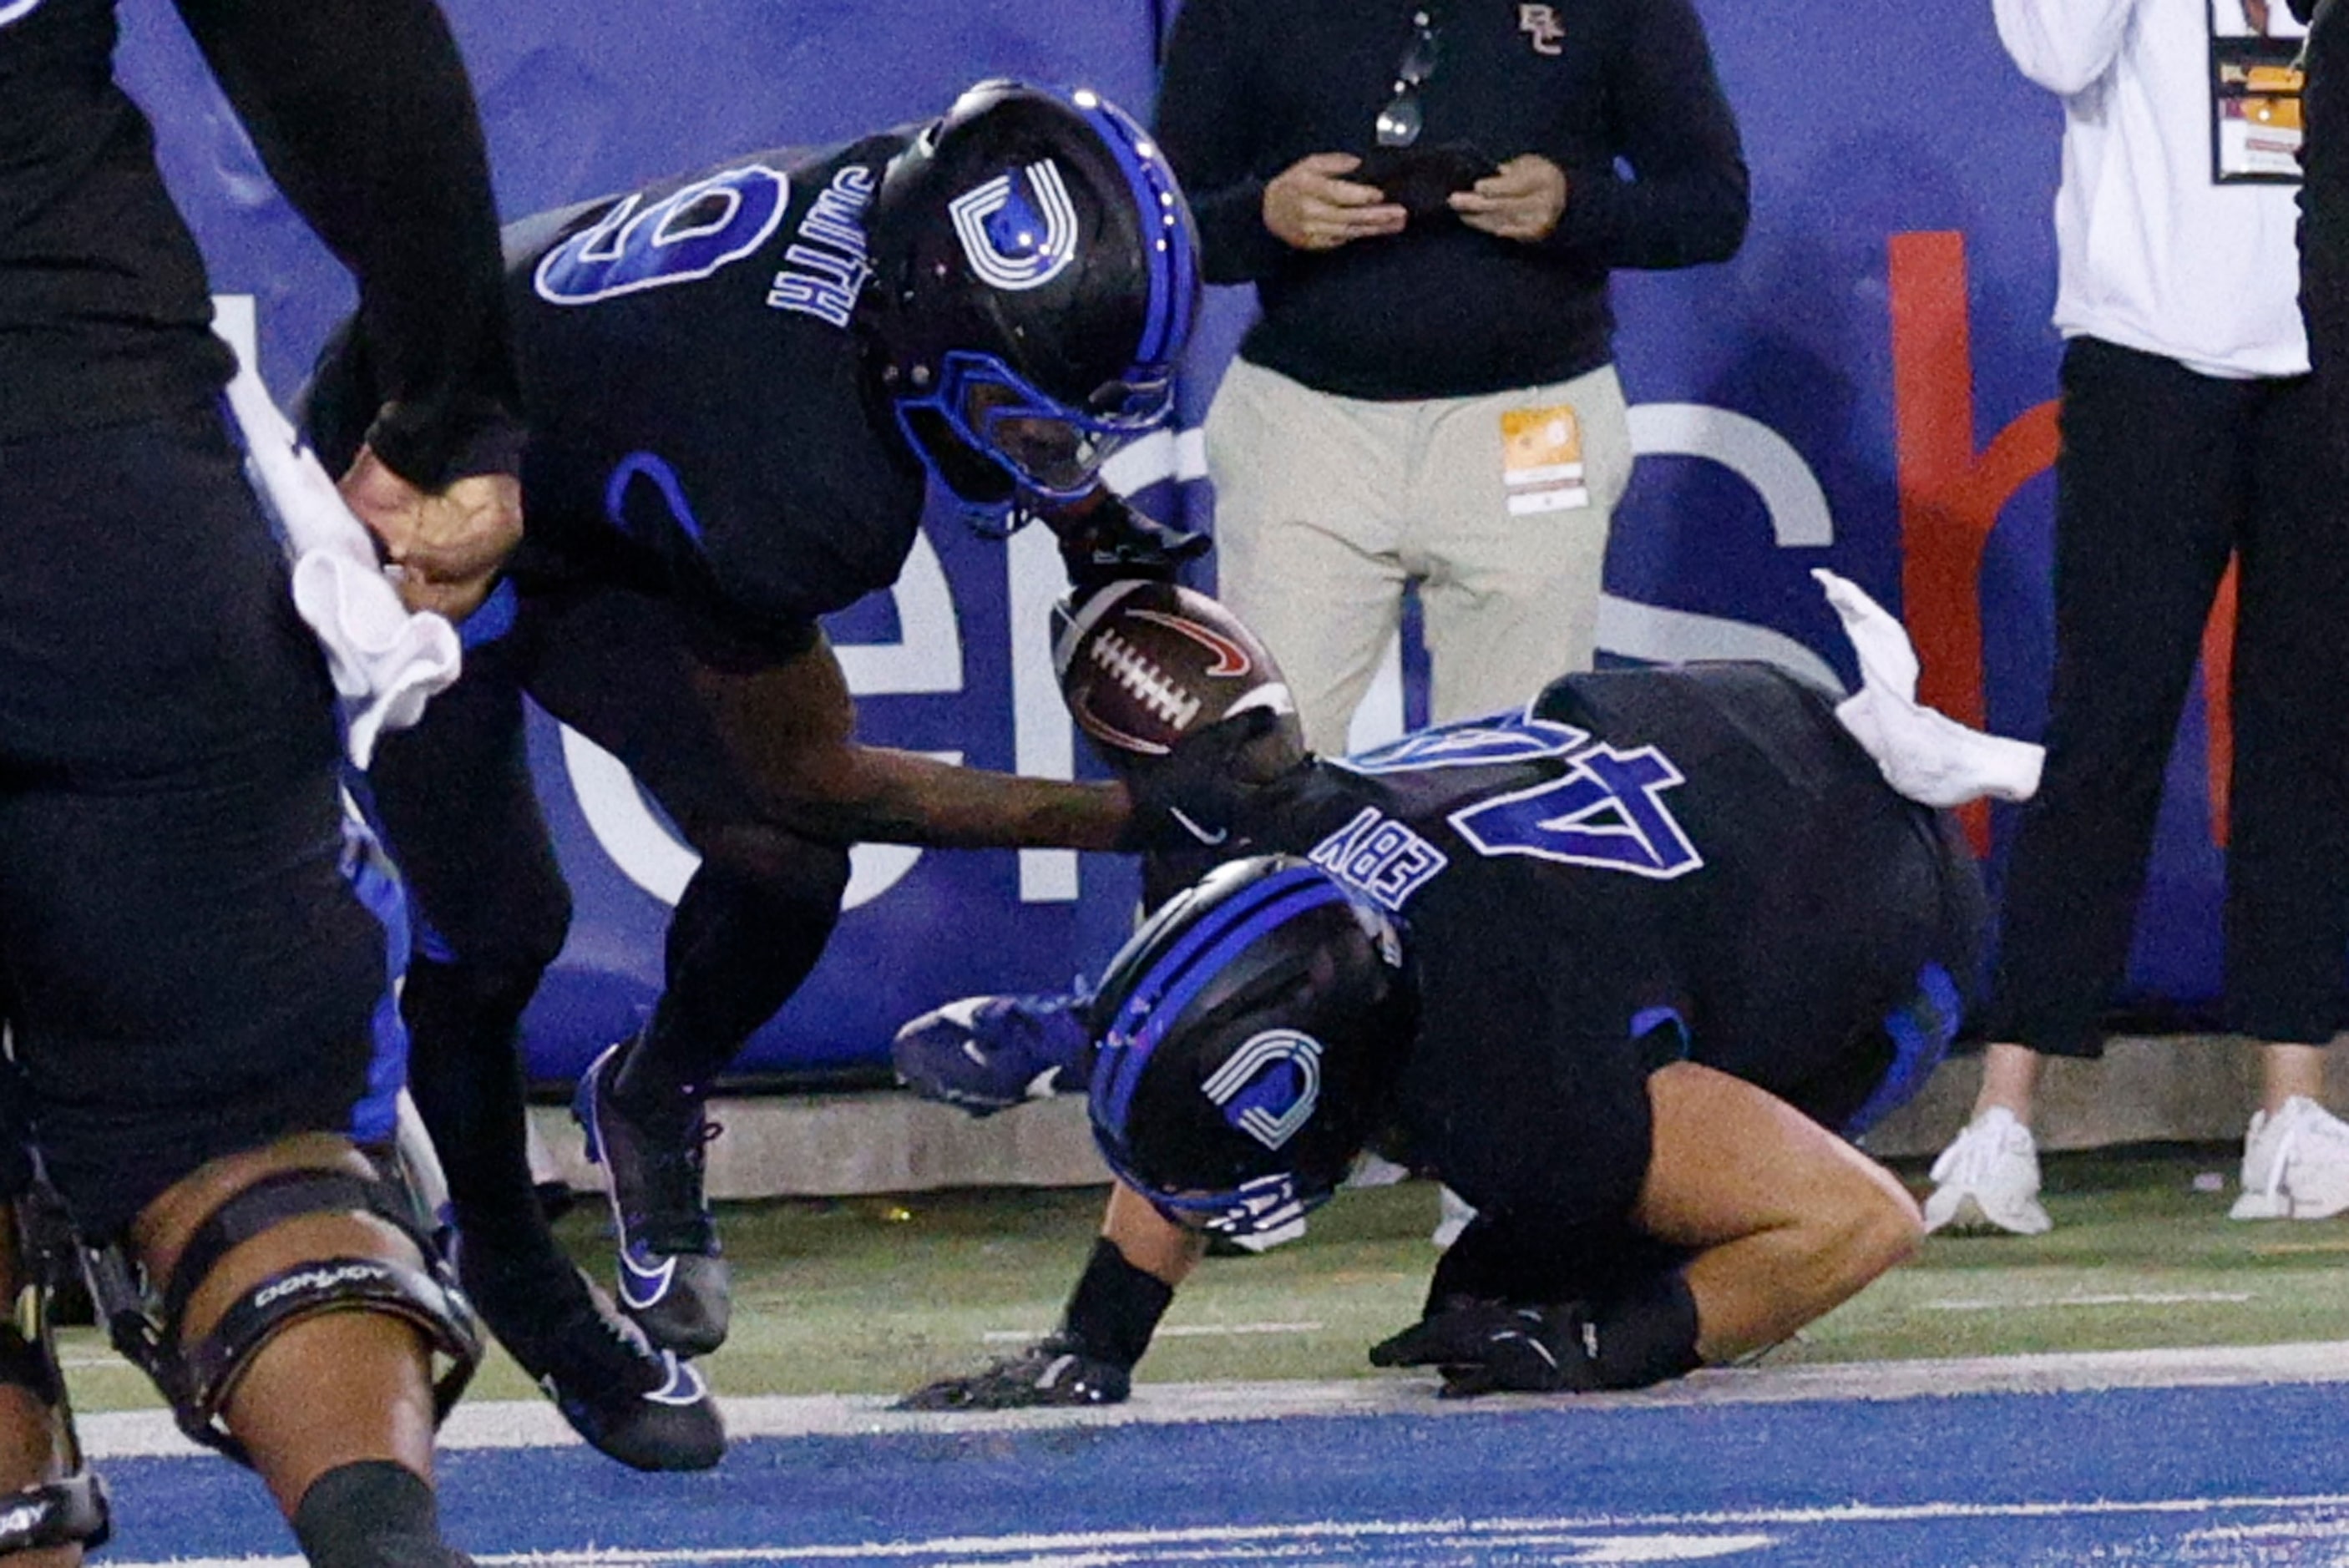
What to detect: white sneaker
<box><xmin>1344</xmin><ymin>1151</ymin><xmax>1412</xmax><ymax>1189</ymax></box>
<box><xmin>1431</xmin><ymin>1186</ymin><xmax>1477</xmax><ymax>1248</ymax></box>
<box><xmin>2230</xmin><ymin>1096</ymin><xmax>2349</xmax><ymax>1221</ymax></box>
<box><xmin>1922</xmin><ymin>1107</ymin><xmax>2053</xmax><ymax>1235</ymax></box>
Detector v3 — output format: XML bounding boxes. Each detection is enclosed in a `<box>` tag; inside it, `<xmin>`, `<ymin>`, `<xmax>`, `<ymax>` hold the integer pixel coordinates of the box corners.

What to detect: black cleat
<box><xmin>464</xmin><ymin>1255</ymin><xmax>726</xmax><ymax>1472</ymax></box>
<box><xmin>574</xmin><ymin>1039</ymin><xmax>732</xmax><ymax>1356</ymax></box>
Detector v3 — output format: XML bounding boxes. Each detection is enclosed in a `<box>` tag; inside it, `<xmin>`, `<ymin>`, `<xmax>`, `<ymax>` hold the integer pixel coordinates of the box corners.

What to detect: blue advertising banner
<box><xmin>122</xmin><ymin>0</ymin><xmax>2235</xmax><ymax>1082</ymax></box>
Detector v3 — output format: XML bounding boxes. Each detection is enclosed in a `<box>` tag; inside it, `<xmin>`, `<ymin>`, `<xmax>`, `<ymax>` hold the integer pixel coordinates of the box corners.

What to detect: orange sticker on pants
<box><xmin>1501</xmin><ymin>403</ymin><xmax>1588</xmax><ymax>515</ymax></box>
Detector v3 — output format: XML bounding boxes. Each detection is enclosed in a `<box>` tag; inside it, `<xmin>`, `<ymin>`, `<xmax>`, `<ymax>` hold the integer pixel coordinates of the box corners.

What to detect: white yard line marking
<box><xmin>84</xmin><ymin>1493</ymin><xmax>2349</xmax><ymax>1568</ymax></box>
<box><xmin>72</xmin><ymin>1338</ymin><xmax>2349</xmax><ymax>1461</ymax></box>
<box><xmin>1922</xmin><ymin>1291</ymin><xmax>2255</xmax><ymax>1310</ymax></box>
<box><xmin>981</xmin><ymin>1321</ymin><xmax>1324</xmax><ymax>1344</ymax></box>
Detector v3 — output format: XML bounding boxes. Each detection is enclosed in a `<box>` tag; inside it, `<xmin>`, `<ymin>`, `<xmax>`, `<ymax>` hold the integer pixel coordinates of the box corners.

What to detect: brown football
<box><xmin>1052</xmin><ymin>580</ymin><xmax>1298</xmax><ymax>762</ymax></box>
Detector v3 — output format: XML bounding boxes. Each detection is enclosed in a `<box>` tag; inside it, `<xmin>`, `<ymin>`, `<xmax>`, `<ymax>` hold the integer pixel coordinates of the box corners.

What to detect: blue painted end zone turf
<box><xmin>100</xmin><ymin>1382</ymin><xmax>2349</xmax><ymax>1564</ymax></box>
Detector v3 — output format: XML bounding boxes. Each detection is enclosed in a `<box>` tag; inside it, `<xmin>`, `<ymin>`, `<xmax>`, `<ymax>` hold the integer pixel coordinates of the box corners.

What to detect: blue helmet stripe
<box><xmin>1095</xmin><ymin>875</ymin><xmax>1321</xmax><ymax>1141</ymax></box>
<box><xmin>1092</xmin><ymin>868</ymin><xmax>1347</xmax><ymax>1142</ymax></box>
<box><xmin>1099</xmin><ymin>883</ymin><xmax>1339</xmax><ymax>1133</ymax></box>
<box><xmin>1065</xmin><ymin>90</ymin><xmax>1197</xmax><ymax>374</ymax></box>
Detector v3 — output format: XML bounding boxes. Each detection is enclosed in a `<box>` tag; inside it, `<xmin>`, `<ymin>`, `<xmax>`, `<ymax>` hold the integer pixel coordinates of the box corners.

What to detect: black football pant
<box><xmin>1988</xmin><ymin>338</ymin><xmax>2349</xmax><ymax>1055</ymax></box>
<box><xmin>0</xmin><ymin>402</ymin><xmax>397</xmax><ymax>1240</ymax></box>
<box><xmin>367</xmin><ymin>577</ymin><xmax>848</xmax><ymax>1268</ymax></box>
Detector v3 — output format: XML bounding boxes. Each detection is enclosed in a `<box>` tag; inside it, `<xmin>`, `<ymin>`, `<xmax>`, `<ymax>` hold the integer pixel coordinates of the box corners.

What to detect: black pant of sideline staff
<box><xmin>1990</xmin><ymin>337</ymin><xmax>2349</xmax><ymax>1059</ymax></box>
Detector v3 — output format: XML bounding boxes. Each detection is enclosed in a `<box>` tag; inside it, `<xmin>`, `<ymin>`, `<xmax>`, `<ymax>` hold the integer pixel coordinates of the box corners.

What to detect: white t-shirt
<box><xmin>1995</xmin><ymin>0</ymin><xmax>2311</xmax><ymax>378</ymax></box>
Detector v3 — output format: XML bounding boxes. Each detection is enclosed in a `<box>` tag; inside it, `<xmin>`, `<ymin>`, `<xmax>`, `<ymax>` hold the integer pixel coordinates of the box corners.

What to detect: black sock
<box><xmin>400</xmin><ymin>959</ymin><xmax>549</xmax><ymax>1263</ymax></box>
<box><xmin>606</xmin><ymin>1019</ymin><xmax>711</xmax><ymax>1130</ymax></box>
<box><xmin>291</xmin><ymin>1459</ymin><xmax>463</xmax><ymax>1568</ymax></box>
<box><xmin>608</xmin><ymin>847</ymin><xmax>848</xmax><ymax>1119</ymax></box>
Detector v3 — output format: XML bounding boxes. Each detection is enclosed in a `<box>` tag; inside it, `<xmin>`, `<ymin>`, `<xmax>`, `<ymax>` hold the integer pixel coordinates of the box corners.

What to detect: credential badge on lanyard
<box><xmin>2210</xmin><ymin>0</ymin><xmax>2307</xmax><ymax>184</ymax></box>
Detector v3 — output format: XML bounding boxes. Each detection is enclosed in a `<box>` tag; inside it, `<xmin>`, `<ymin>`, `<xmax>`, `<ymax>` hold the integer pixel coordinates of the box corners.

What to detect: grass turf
<box><xmin>57</xmin><ymin>1141</ymin><xmax>2349</xmax><ymax>1414</ymax></box>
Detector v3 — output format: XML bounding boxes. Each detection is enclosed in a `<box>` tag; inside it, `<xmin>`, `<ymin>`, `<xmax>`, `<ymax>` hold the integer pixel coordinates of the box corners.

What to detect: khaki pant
<box><xmin>1204</xmin><ymin>357</ymin><xmax>1633</xmax><ymax>751</ymax></box>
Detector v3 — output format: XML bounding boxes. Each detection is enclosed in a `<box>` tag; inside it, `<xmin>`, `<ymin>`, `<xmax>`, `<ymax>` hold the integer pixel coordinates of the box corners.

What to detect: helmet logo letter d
<box><xmin>949</xmin><ymin>160</ymin><xmax>1079</xmax><ymax>291</ymax></box>
<box><xmin>1203</xmin><ymin>1031</ymin><xmax>1324</xmax><ymax>1151</ymax></box>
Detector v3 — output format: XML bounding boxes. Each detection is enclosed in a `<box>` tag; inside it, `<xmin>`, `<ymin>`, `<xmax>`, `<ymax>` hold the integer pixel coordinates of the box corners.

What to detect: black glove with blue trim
<box><xmin>896</xmin><ymin>1334</ymin><xmax>1131</xmax><ymax>1410</ymax></box>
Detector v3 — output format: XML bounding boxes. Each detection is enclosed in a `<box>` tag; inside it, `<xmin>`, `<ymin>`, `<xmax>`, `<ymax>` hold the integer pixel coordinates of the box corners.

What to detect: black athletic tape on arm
<box><xmin>1057</xmin><ymin>1237</ymin><xmax>1174</xmax><ymax>1371</ymax></box>
<box><xmin>1587</xmin><ymin>1269</ymin><xmax>1703</xmax><ymax>1390</ymax></box>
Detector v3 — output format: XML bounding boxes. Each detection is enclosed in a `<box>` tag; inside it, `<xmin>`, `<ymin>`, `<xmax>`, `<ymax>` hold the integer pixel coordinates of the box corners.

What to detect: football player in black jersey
<box><xmin>900</xmin><ymin>652</ymin><xmax>1996</xmax><ymax>1409</ymax></box>
<box><xmin>302</xmin><ymin>78</ymin><xmax>1218</xmax><ymax>1454</ymax></box>
<box><xmin>2</xmin><ymin>0</ymin><xmax>520</xmax><ymax>1560</ymax></box>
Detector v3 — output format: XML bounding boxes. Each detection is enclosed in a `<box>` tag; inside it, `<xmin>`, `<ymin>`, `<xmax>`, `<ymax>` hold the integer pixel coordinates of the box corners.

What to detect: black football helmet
<box><xmin>863</xmin><ymin>79</ymin><xmax>1200</xmax><ymax>512</ymax></box>
<box><xmin>1086</xmin><ymin>856</ymin><xmax>1416</xmax><ymax>1238</ymax></box>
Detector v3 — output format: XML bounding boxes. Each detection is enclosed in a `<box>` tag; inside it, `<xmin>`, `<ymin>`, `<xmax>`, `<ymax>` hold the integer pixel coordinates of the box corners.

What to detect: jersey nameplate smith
<box><xmin>768</xmin><ymin>165</ymin><xmax>876</xmax><ymax>326</ymax></box>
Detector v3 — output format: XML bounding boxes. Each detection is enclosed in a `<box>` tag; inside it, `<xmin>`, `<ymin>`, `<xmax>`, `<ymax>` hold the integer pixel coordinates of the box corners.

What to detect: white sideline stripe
<box><xmin>82</xmin><ymin>1491</ymin><xmax>2349</xmax><ymax>1568</ymax></box>
<box><xmin>1923</xmin><ymin>1291</ymin><xmax>2255</xmax><ymax>1311</ymax></box>
<box><xmin>72</xmin><ymin>1338</ymin><xmax>2349</xmax><ymax>1462</ymax></box>
<box><xmin>981</xmin><ymin>1321</ymin><xmax>1324</xmax><ymax>1344</ymax></box>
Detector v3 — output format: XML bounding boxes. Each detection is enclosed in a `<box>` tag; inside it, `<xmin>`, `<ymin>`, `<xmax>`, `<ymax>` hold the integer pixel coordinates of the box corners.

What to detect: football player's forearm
<box><xmin>1103</xmin><ymin>1181</ymin><xmax>1207</xmax><ymax>1286</ymax></box>
<box><xmin>776</xmin><ymin>745</ymin><xmax>1130</xmax><ymax>851</ymax></box>
<box><xmin>177</xmin><ymin>0</ymin><xmax>519</xmax><ymax>486</ymax></box>
<box><xmin>693</xmin><ymin>654</ymin><xmax>1133</xmax><ymax>848</ymax></box>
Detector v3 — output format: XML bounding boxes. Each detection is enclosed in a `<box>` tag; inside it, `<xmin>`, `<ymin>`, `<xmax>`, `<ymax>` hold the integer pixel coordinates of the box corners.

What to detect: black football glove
<box><xmin>894</xmin><ymin>1336</ymin><xmax>1132</xmax><ymax>1411</ymax></box>
<box><xmin>1368</xmin><ymin>1298</ymin><xmax>1602</xmax><ymax>1399</ymax></box>
<box><xmin>1371</xmin><ymin>1272</ymin><xmax>1703</xmax><ymax>1398</ymax></box>
<box><xmin>1053</xmin><ymin>494</ymin><xmax>1209</xmax><ymax>594</ymax></box>
<box><xmin>1115</xmin><ymin>707</ymin><xmax>1288</xmax><ymax>854</ymax></box>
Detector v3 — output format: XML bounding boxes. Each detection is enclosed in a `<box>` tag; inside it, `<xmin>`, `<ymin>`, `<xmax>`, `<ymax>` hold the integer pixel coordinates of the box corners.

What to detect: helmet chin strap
<box><xmin>952</xmin><ymin>494</ymin><xmax>1037</xmax><ymax>542</ymax></box>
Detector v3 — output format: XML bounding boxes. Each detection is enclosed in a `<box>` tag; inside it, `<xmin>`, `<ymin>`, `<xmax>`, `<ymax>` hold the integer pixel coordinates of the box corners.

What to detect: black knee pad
<box><xmin>89</xmin><ymin>1164</ymin><xmax>481</xmax><ymax>1464</ymax></box>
